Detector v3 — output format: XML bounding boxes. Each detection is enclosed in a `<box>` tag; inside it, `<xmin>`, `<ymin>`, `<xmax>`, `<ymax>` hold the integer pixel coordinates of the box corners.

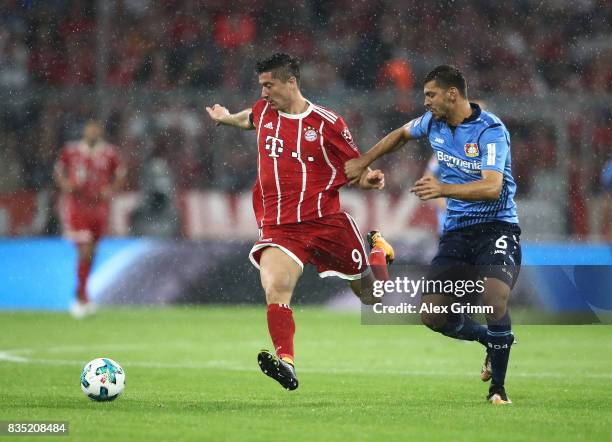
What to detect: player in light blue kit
<box><xmin>345</xmin><ymin>65</ymin><xmax>521</xmax><ymax>405</ymax></box>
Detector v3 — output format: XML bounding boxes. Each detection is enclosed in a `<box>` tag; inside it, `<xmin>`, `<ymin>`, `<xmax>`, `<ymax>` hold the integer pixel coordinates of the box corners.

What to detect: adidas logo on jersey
<box><xmin>264</xmin><ymin>122</ymin><xmax>274</xmax><ymax>129</ymax></box>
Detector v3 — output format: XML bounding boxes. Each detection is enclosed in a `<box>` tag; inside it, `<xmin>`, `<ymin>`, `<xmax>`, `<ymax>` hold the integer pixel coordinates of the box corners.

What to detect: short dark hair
<box><xmin>424</xmin><ymin>65</ymin><xmax>467</xmax><ymax>97</ymax></box>
<box><xmin>255</xmin><ymin>53</ymin><xmax>300</xmax><ymax>85</ymax></box>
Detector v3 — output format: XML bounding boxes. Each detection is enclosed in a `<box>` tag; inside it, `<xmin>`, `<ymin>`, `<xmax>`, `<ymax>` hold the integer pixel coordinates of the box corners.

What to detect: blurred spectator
<box><xmin>0</xmin><ymin>30</ymin><xmax>29</xmax><ymax>89</ymax></box>
<box><xmin>213</xmin><ymin>12</ymin><xmax>256</xmax><ymax>50</ymax></box>
<box><xmin>0</xmin><ymin>134</ymin><xmax>25</xmax><ymax>192</ymax></box>
<box><xmin>184</xmin><ymin>52</ymin><xmax>220</xmax><ymax>88</ymax></box>
<box><xmin>130</xmin><ymin>138</ymin><xmax>181</xmax><ymax>237</ymax></box>
<box><xmin>377</xmin><ymin>59</ymin><xmax>413</xmax><ymax>92</ymax></box>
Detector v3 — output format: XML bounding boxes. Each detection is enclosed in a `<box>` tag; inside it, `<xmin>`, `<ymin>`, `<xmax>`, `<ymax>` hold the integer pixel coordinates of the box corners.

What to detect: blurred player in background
<box><xmin>206</xmin><ymin>53</ymin><xmax>394</xmax><ymax>391</ymax></box>
<box><xmin>346</xmin><ymin>65</ymin><xmax>521</xmax><ymax>405</ymax></box>
<box><xmin>54</xmin><ymin>120</ymin><xmax>125</xmax><ymax>318</ymax></box>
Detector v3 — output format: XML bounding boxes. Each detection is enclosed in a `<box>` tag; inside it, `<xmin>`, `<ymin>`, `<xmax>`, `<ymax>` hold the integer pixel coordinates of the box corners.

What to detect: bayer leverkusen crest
<box><xmin>464</xmin><ymin>143</ymin><xmax>479</xmax><ymax>157</ymax></box>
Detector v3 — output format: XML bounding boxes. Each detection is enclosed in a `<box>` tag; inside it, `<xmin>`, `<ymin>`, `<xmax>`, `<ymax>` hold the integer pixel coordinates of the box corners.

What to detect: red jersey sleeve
<box><xmin>322</xmin><ymin>116</ymin><xmax>360</xmax><ymax>186</ymax></box>
<box><xmin>324</xmin><ymin>116</ymin><xmax>360</xmax><ymax>163</ymax></box>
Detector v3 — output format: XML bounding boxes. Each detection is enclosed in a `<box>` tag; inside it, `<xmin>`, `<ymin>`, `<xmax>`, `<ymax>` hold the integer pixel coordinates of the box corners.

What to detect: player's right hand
<box><xmin>205</xmin><ymin>104</ymin><xmax>230</xmax><ymax>126</ymax></box>
<box><xmin>344</xmin><ymin>157</ymin><xmax>369</xmax><ymax>185</ymax></box>
<box><xmin>360</xmin><ymin>169</ymin><xmax>385</xmax><ymax>190</ymax></box>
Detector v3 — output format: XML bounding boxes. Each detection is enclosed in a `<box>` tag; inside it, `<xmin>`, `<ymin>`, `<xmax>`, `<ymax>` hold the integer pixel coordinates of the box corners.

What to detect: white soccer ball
<box><xmin>80</xmin><ymin>358</ymin><xmax>125</xmax><ymax>401</ymax></box>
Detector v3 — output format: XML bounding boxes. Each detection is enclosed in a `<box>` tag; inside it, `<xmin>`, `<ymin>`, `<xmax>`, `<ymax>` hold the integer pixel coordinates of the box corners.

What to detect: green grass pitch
<box><xmin>0</xmin><ymin>307</ymin><xmax>610</xmax><ymax>441</ymax></box>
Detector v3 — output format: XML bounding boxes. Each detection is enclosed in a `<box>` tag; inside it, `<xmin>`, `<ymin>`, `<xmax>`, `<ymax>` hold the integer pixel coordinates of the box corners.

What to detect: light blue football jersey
<box><xmin>408</xmin><ymin>103</ymin><xmax>519</xmax><ymax>232</ymax></box>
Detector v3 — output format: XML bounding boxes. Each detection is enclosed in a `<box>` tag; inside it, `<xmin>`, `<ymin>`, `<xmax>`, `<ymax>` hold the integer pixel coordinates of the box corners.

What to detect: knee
<box><xmin>485</xmin><ymin>304</ymin><xmax>507</xmax><ymax>322</ymax></box>
<box><xmin>349</xmin><ymin>280</ymin><xmax>380</xmax><ymax>305</ymax></box>
<box><xmin>263</xmin><ymin>280</ymin><xmax>293</xmax><ymax>305</ymax></box>
<box><xmin>359</xmin><ymin>292</ymin><xmax>379</xmax><ymax>305</ymax></box>
<box><xmin>484</xmin><ymin>295</ymin><xmax>508</xmax><ymax>321</ymax></box>
<box><xmin>483</xmin><ymin>279</ymin><xmax>510</xmax><ymax>320</ymax></box>
<box><xmin>421</xmin><ymin>311</ymin><xmax>447</xmax><ymax>331</ymax></box>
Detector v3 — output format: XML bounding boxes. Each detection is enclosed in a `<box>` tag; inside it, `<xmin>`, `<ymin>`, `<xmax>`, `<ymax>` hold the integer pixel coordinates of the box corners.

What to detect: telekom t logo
<box><xmin>265</xmin><ymin>136</ymin><xmax>284</xmax><ymax>158</ymax></box>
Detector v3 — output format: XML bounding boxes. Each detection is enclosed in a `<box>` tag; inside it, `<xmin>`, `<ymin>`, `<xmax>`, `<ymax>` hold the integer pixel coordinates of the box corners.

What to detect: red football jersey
<box><xmin>55</xmin><ymin>141</ymin><xmax>123</xmax><ymax>206</ymax></box>
<box><xmin>251</xmin><ymin>99</ymin><xmax>360</xmax><ymax>227</ymax></box>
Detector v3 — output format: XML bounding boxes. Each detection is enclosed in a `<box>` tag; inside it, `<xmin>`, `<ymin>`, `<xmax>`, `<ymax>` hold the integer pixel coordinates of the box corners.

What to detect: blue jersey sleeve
<box><xmin>406</xmin><ymin>111</ymin><xmax>433</xmax><ymax>139</ymax></box>
<box><xmin>479</xmin><ymin>125</ymin><xmax>509</xmax><ymax>173</ymax></box>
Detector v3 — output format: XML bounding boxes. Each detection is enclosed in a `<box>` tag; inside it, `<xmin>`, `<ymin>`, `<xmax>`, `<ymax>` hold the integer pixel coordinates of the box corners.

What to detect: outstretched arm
<box><xmin>344</xmin><ymin>125</ymin><xmax>414</xmax><ymax>184</ymax></box>
<box><xmin>411</xmin><ymin>170</ymin><xmax>503</xmax><ymax>201</ymax></box>
<box><xmin>205</xmin><ymin>104</ymin><xmax>255</xmax><ymax>130</ymax></box>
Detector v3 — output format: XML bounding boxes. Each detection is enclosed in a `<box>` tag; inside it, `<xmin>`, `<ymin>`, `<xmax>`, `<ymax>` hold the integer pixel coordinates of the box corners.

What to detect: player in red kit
<box><xmin>206</xmin><ymin>53</ymin><xmax>395</xmax><ymax>390</ymax></box>
<box><xmin>54</xmin><ymin>120</ymin><xmax>125</xmax><ymax>318</ymax></box>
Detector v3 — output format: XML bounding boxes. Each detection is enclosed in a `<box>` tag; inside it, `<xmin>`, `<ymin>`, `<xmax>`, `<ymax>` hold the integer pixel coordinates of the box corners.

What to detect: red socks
<box><xmin>369</xmin><ymin>246</ymin><xmax>390</xmax><ymax>281</ymax></box>
<box><xmin>267</xmin><ymin>304</ymin><xmax>295</xmax><ymax>364</ymax></box>
<box><xmin>77</xmin><ymin>258</ymin><xmax>92</xmax><ymax>302</ymax></box>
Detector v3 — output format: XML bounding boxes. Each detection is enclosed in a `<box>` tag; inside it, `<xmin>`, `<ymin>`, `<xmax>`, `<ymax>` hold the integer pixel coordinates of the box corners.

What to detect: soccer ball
<box><xmin>80</xmin><ymin>358</ymin><xmax>125</xmax><ymax>401</ymax></box>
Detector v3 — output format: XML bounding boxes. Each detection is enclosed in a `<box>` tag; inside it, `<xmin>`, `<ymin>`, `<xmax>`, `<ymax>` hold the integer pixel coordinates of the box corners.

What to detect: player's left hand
<box><xmin>358</xmin><ymin>169</ymin><xmax>385</xmax><ymax>190</ymax></box>
<box><xmin>410</xmin><ymin>176</ymin><xmax>443</xmax><ymax>200</ymax></box>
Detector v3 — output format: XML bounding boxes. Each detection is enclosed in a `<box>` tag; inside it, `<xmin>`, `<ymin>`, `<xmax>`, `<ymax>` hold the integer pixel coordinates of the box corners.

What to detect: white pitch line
<box><xmin>0</xmin><ymin>351</ymin><xmax>28</xmax><ymax>362</ymax></box>
<box><xmin>1</xmin><ymin>350</ymin><xmax>611</xmax><ymax>380</ymax></box>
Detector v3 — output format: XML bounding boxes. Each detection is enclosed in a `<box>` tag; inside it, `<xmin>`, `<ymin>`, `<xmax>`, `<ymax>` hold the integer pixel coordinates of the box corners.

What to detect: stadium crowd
<box><xmin>0</xmin><ymin>0</ymin><xmax>610</xmax><ymax>235</ymax></box>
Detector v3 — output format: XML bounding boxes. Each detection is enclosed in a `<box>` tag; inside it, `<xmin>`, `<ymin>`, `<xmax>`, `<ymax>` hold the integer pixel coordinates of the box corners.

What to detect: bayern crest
<box><xmin>304</xmin><ymin>127</ymin><xmax>318</xmax><ymax>142</ymax></box>
<box><xmin>464</xmin><ymin>143</ymin><xmax>479</xmax><ymax>157</ymax></box>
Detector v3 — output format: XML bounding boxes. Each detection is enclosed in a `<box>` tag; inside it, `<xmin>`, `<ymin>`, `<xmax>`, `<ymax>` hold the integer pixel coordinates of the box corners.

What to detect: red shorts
<box><xmin>62</xmin><ymin>200</ymin><xmax>109</xmax><ymax>244</ymax></box>
<box><xmin>249</xmin><ymin>212</ymin><xmax>370</xmax><ymax>280</ymax></box>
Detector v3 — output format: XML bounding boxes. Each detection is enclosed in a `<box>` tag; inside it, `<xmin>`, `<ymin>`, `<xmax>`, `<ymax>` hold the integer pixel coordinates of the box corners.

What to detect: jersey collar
<box><xmin>461</xmin><ymin>102</ymin><xmax>481</xmax><ymax>124</ymax></box>
<box><xmin>278</xmin><ymin>100</ymin><xmax>313</xmax><ymax>119</ymax></box>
